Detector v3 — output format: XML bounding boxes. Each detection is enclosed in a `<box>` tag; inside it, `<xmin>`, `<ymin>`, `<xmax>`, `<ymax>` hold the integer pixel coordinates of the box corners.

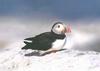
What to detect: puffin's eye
<box><xmin>58</xmin><ymin>25</ymin><xmax>60</xmax><ymax>28</ymax></box>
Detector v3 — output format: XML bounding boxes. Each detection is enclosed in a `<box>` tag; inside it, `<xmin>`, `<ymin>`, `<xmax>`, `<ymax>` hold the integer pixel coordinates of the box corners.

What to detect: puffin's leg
<box><xmin>45</xmin><ymin>48</ymin><xmax>60</xmax><ymax>53</ymax></box>
<box><xmin>40</xmin><ymin>48</ymin><xmax>60</xmax><ymax>56</ymax></box>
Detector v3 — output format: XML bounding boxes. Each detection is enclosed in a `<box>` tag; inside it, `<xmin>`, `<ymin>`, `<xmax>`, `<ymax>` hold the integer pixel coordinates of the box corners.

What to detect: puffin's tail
<box><xmin>22</xmin><ymin>37</ymin><xmax>34</xmax><ymax>50</ymax></box>
<box><xmin>22</xmin><ymin>45</ymin><xmax>28</xmax><ymax>50</ymax></box>
<box><xmin>22</xmin><ymin>41</ymin><xmax>32</xmax><ymax>50</ymax></box>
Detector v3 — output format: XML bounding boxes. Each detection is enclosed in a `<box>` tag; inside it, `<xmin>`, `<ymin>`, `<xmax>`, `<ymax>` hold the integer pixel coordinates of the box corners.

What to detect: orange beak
<box><xmin>66</xmin><ymin>25</ymin><xmax>71</xmax><ymax>33</ymax></box>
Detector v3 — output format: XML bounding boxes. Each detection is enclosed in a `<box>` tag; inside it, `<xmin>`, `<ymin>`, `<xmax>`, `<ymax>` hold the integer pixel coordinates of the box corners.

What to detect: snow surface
<box><xmin>0</xmin><ymin>29</ymin><xmax>100</xmax><ymax>71</ymax></box>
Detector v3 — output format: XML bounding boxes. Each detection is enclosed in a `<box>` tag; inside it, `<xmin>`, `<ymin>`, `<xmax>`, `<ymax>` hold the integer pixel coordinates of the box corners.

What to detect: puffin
<box><xmin>22</xmin><ymin>22</ymin><xmax>71</xmax><ymax>55</ymax></box>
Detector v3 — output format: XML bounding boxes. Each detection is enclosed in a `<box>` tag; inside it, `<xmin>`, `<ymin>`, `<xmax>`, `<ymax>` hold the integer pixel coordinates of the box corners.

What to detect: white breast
<box><xmin>52</xmin><ymin>37</ymin><xmax>67</xmax><ymax>50</ymax></box>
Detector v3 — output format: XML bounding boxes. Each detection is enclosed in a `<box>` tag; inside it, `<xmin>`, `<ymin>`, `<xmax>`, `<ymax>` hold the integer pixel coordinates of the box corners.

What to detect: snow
<box><xmin>0</xmin><ymin>29</ymin><xmax>100</xmax><ymax>71</ymax></box>
<box><xmin>64</xmin><ymin>29</ymin><xmax>96</xmax><ymax>49</ymax></box>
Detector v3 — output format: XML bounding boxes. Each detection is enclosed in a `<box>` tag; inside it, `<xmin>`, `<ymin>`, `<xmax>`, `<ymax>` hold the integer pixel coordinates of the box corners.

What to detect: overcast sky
<box><xmin>0</xmin><ymin>0</ymin><xmax>100</xmax><ymax>20</ymax></box>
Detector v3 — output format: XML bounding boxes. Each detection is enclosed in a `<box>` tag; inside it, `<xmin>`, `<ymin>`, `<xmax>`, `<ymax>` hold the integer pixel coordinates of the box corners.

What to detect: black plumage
<box><xmin>22</xmin><ymin>32</ymin><xmax>66</xmax><ymax>50</ymax></box>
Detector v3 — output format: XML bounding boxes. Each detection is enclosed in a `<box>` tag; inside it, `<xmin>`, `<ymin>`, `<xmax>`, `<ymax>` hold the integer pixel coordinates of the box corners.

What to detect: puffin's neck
<box><xmin>51</xmin><ymin>31</ymin><xmax>66</xmax><ymax>39</ymax></box>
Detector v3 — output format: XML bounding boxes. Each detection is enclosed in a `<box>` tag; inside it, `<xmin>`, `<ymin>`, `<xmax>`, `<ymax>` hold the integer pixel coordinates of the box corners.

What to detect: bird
<box><xmin>21</xmin><ymin>22</ymin><xmax>71</xmax><ymax>56</ymax></box>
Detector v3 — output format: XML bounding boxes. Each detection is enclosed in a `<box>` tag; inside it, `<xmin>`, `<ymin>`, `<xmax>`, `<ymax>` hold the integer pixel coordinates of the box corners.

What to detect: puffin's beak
<box><xmin>65</xmin><ymin>25</ymin><xmax>71</xmax><ymax>34</ymax></box>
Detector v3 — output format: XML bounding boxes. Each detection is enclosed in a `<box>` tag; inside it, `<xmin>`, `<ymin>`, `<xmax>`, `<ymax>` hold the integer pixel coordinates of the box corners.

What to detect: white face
<box><xmin>52</xmin><ymin>24</ymin><xmax>66</xmax><ymax>34</ymax></box>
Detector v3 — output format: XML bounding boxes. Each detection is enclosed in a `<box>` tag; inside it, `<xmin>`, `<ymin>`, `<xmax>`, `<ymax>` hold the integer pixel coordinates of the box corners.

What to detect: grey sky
<box><xmin>0</xmin><ymin>0</ymin><xmax>100</xmax><ymax>20</ymax></box>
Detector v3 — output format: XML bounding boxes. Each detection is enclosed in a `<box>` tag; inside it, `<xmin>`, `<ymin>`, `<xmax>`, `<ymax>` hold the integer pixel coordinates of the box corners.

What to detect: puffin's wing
<box><xmin>23</xmin><ymin>32</ymin><xmax>51</xmax><ymax>45</ymax></box>
<box><xmin>24</xmin><ymin>37</ymin><xmax>34</xmax><ymax>45</ymax></box>
<box><xmin>22</xmin><ymin>32</ymin><xmax>54</xmax><ymax>50</ymax></box>
<box><xmin>24</xmin><ymin>41</ymin><xmax>31</xmax><ymax>44</ymax></box>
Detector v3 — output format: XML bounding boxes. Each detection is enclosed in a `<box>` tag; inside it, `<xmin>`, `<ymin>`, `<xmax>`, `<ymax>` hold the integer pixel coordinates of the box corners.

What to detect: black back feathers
<box><xmin>22</xmin><ymin>32</ymin><xmax>65</xmax><ymax>50</ymax></box>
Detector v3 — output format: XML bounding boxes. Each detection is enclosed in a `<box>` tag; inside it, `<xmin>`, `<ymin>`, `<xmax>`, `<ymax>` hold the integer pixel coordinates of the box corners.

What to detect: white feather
<box><xmin>52</xmin><ymin>37</ymin><xmax>67</xmax><ymax>50</ymax></box>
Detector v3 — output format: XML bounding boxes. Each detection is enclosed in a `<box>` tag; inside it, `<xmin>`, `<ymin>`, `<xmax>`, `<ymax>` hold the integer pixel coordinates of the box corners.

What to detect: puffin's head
<box><xmin>51</xmin><ymin>22</ymin><xmax>71</xmax><ymax>35</ymax></box>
